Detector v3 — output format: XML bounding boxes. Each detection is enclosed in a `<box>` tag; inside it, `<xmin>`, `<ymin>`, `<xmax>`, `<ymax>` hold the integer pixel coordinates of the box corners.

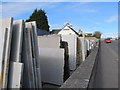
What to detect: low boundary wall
<box><xmin>60</xmin><ymin>42</ymin><xmax>100</xmax><ymax>88</ymax></box>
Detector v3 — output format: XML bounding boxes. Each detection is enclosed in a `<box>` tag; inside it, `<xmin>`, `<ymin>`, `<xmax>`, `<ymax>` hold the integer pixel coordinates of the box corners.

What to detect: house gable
<box><xmin>58</xmin><ymin>24</ymin><xmax>76</xmax><ymax>35</ymax></box>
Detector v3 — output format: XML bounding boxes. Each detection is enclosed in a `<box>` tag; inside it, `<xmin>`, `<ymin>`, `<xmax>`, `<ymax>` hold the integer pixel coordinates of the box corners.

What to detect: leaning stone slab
<box><xmin>8</xmin><ymin>20</ymin><xmax>24</xmax><ymax>88</ymax></box>
<box><xmin>39</xmin><ymin>48</ymin><xmax>64</xmax><ymax>85</ymax></box>
<box><xmin>0</xmin><ymin>17</ymin><xmax>13</xmax><ymax>88</ymax></box>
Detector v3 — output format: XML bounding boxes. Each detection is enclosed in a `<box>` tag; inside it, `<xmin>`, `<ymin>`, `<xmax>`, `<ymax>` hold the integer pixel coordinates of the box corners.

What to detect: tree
<box><xmin>93</xmin><ymin>31</ymin><xmax>102</xmax><ymax>39</ymax></box>
<box><xmin>26</xmin><ymin>9</ymin><xmax>49</xmax><ymax>31</ymax></box>
<box><xmin>85</xmin><ymin>33</ymin><xmax>93</xmax><ymax>37</ymax></box>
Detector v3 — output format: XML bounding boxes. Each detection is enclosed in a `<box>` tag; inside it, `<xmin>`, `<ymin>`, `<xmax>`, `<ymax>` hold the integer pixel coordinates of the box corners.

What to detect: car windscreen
<box><xmin>106</xmin><ymin>38</ymin><xmax>111</xmax><ymax>40</ymax></box>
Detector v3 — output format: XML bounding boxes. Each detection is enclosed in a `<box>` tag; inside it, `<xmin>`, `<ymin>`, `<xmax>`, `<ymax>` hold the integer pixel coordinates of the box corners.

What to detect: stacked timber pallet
<box><xmin>0</xmin><ymin>17</ymin><xmax>41</xmax><ymax>89</ymax></box>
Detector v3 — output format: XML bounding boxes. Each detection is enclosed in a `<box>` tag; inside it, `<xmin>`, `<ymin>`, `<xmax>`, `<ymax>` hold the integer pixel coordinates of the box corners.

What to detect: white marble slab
<box><xmin>8</xmin><ymin>20</ymin><xmax>24</xmax><ymax>88</ymax></box>
<box><xmin>39</xmin><ymin>48</ymin><xmax>64</xmax><ymax>85</ymax></box>
<box><xmin>38</xmin><ymin>34</ymin><xmax>61</xmax><ymax>48</ymax></box>
<box><xmin>24</xmin><ymin>23</ymin><xmax>36</xmax><ymax>88</ymax></box>
<box><xmin>22</xmin><ymin>22</ymin><xmax>41</xmax><ymax>88</ymax></box>
<box><xmin>29</xmin><ymin>21</ymin><xmax>42</xmax><ymax>88</ymax></box>
<box><xmin>79</xmin><ymin>37</ymin><xmax>86</xmax><ymax>61</ymax></box>
<box><xmin>61</xmin><ymin>34</ymin><xmax>77</xmax><ymax>70</ymax></box>
<box><xmin>0</xmin><ymin>17</ymin><xmax>13</xmax><ymax>88</ymax></box>
<box><xmin>8</xmin><ymin>62</ymin><xmax>23</xmax><ymax>88</ymax></box>
<box><xmin>0</xmin><ymin>28</ymin><xmax>5</xmax><ymax>88</ymax></box>
<box><xmin>10</xmin><ymin>20</ymin><xmax>24</xmax><ymax>62</ymax></box>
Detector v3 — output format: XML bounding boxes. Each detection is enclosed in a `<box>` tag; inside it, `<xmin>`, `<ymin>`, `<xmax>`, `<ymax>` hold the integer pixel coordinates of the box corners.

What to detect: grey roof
<box><xmin>67</xmin><ymin>26</ymin><xmax>80</xmax><ymax>36</ymax></box>
<box><xmin>50</xmin><ymin>29</ymin><xmax>61</xmax><ymax>34</ymax></box>
<box><xmin>50</xmin><ymin>24</ymin><xmax>80</xmax><ymax>36</ymax></box>
<box><xmin>37</xmin><ymin>29</ymin><xmax>50</xmax><ymax>36</ymax></box>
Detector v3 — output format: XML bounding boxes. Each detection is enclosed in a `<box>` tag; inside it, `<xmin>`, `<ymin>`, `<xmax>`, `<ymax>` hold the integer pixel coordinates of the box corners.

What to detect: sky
<box><xmin>0</xmin><ymin>1</ymin><xmax>119</xmax><ymax>38</ymax></box>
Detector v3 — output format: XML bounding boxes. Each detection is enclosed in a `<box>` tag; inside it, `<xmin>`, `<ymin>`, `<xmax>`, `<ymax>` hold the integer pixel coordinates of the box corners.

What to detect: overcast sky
<box><xmin>0</xmin><ymin>1</ymin><xmax>119</xmax><ymax>38</ymax></box>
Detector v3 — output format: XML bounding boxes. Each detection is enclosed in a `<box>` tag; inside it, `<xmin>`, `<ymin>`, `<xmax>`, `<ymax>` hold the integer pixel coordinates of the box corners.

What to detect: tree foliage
<box><xmin>26</xmin><ymin>9</ymin><xmax>49</xmax><ymax>31</ymax></box>
<box><xmin>85</xmin><ymin>33</ymin><xmax>93</xmax><ymax>37</ymax></box>
<box><xmin>93</xmin><ymin>31</ymin><xmax>102</xmax><ymax>39</ymax></box>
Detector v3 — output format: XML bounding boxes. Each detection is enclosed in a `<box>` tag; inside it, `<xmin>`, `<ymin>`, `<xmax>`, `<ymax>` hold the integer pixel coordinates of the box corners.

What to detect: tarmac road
<box><xmin>94</xmin><ymin>40</ymin><xmax>118</xmax><ymax>88</ymax></box>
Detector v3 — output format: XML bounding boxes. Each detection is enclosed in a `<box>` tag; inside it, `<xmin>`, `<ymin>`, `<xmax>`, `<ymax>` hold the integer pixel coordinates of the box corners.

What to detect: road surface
<box><xmin>94</xmin><ymin>40</ymin><xmax>118</xmax><ymax>88</ymax></box>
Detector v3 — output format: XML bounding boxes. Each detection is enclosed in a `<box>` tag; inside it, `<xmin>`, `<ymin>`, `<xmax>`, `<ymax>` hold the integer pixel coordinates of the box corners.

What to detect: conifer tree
<box><xmin>26</xmin><ymin>9</ymin><xmax>49</xmax><ymax>31</ymax></box>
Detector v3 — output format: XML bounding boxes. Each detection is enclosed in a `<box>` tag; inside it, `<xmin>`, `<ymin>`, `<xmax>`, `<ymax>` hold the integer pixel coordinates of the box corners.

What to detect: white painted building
<box><xmin>58</xmin><ymin>23</ymin><xmax>79</xmax><ymax>35</ymax></box>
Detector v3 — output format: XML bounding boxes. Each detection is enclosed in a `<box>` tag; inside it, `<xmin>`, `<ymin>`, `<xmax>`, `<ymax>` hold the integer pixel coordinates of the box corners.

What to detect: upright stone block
<box><xmin>10</xmin><ymin>20</ymin><xmax>24</xmax><ymax>62</ymax></box>
<box><xmin>38</xmin><ymin>34</ymin><xmax>61</xmax><ymax>48</ymax></box>
<box><xmin>22</xmin><ymin>21</ymin><xmax>41</xmax><ymax>88</ymax></box>
<box><xmin>8</xmin><ymin>62</ymin><xmax>23</xmax><ymax>88</ymax></box>
<box><xmin>8</xmin><ymin>20</ymin><xmax>24</xmax><ymax>88</ymax></box>
<box><xmin>0</xmin><ymin>17</ymin><xmax>13</xmax><ymax>88</ymax></box>
<box><xmin>61</xmin><ymin>34</ymin><xmax>77</xmax><ymax>70</ymax></box>
<box><xmin>39</xmin><ymin>48</ymin><xmax>64</xmax><ymax>85</ymax></box>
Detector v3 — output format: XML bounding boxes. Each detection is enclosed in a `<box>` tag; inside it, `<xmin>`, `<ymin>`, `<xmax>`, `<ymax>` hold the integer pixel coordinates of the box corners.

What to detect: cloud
<box><xmin>95</xmin><ymin>22</ymin><xmax>100</xmax><ymax>25</ymax></box>
<box><xmin>101</xmin><ymin>32</ymin><xmax>118</xmax><ymax>38</ymax></box>
<box><xmin>1</xmin><ymin>2</ymin><xmax>57</xmax><ymax>19</ymax></box>
<box><xmin>65</xmin><ymin>3</ymin><xmax>97</xmax><ymax>13</ymax></box>
<box><xmin>105</xmin><ymin>15</ymin><xmax>118</xmax><ymax>23</ymax></box>
<box><xmin>80</xmin><ymin>26</ymin><xmax>103</xmax><ymax>33</ymax></box>
<box><xmin>50</xmin><ymin>24</ymin><xmax>64</xmax><ymax>29</ymax></box>
<box><xmin>79</xmin><ymin>9</ymin><xmax>97</xmax><ymax>13</ymax></box>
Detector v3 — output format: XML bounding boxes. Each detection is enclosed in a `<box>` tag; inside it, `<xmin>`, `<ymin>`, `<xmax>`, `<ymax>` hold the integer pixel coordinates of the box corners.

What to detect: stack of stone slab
<box><xmin>59</xmin><ymin>34</ymin><xmax>84</xmax><ymax>71</ymax></box>
<box><xmin>85</xmin><ymin>39</ymin><xmax>91</xmax><ymax>56</ymax></box>
<box><xmin>0</xmin><ymin>17</ymin><xmax>13</xmax><ymax>89</ymax></box>
<box><xmin>60</xmin><ymin>34</ymin><xmax>77</xmax><ymax>70</ymax></box>
<box><xmin>0</xmin><ymin>17</ymin><xmax>98</xmax><ymax>89</ymax></box>
<box><xmin>78</xmin><ymin>37</ymin><xmax>86</xmax><ymax>63</ymax></box>
<box><xmin>22</xmin><ymin>21</ymin><xmax>41</xmax><ymax>88</ymax></box>
<box><xmin>38</xmin><ymin>35</ymin><xmax>70</xmax><ymax>85</ymax></box>
<box><xmin>0</xmin><ymin>17</ymin><xmax>41</xmax><ymax>89</ymax></box>
<box><xmin>85</xmin><ymin>37</ymin><xmax>98</xmax><ymax>56</ymax></box>
<box><xmin>8</xmin><ymin>19</ymin><xmax>24</xmax><ymax>88</ymax></box>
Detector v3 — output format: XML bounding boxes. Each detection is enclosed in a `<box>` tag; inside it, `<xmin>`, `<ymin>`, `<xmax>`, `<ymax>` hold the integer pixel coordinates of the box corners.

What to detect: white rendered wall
<box><xmin>39</xmin><ymin>48</ymin><xmax>64</xmax><ymax>85</ymax></box>
<box><xmin>58</xmin><ymin>26</ymin><xmax>76</xmax><ymax>35</ymax></box>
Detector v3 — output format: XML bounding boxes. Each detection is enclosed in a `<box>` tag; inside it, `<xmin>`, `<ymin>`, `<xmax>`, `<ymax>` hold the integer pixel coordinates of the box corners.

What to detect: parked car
<box><xmin>105</xmin><ymin>38</ymin><xmax>112</xmax><ymax>43</ymax></box>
